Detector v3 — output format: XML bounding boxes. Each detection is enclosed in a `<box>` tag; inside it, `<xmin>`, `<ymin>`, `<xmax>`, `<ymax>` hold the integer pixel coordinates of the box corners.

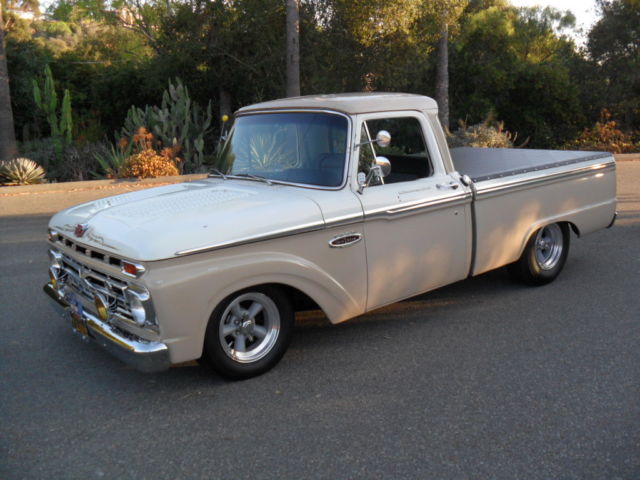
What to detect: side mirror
<box><xmin>375</xmin><ymin>130</ymin><xmax>391</xmax><ymax>148</ymax></box>
<box><xmin>375</xmin><ymin>156</ymin><xmax>391</xmax><ymax>177</ymax></box>
<box><xmin>357</xmin><ymin>158</ymin><xmax>391</xmax><ymax>194</ymax></box>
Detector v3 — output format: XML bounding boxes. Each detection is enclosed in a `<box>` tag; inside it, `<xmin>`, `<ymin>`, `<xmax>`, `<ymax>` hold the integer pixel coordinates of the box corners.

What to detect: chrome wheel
<box><xmin>534</xmin><ymin>224</ymin><xmax>564</xmax><ymax>270</ymax></box>
<box><xmin>218</xmin><ymin>292</ymin><xmax>281</xmax><ymax>364</ymax></box>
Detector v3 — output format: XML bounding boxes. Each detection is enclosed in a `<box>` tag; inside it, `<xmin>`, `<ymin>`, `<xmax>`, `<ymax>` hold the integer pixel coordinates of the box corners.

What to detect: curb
<box><xmin>0</xmin><ymin>174</ymin><xmax>208</xmax><ymax>217</ymax></box>
<box><xmin>614</xmin><ymin>153</ymin><xmax>640</xmax><ymax>162</ymax></box>
<box><xmin>0</xmin><ymin>173</ymin><xmax>208</xmax><ymax>196</ymax></box>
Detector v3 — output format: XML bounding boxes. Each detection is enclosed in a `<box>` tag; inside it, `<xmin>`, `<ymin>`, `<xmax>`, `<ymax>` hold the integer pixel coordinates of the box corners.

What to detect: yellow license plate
<box><xmin>67</xmin><ymin>293</ymin><xmax>89</xmax><ymax>337</ymax></box>
<box><xmin>71</xmin><ymin>311</ymin><xmax>89</xmax><ymax>337</ymax></box>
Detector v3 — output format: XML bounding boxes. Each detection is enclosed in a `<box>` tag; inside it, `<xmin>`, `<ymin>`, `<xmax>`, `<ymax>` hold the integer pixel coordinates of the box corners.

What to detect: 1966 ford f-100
<box><xmin>43</xmin><ymin>93</ymin><xmax>617</xmax><ymax>379</ymax></box>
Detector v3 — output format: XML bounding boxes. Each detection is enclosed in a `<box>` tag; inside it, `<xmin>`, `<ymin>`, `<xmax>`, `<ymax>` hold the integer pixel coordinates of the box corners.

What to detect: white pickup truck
<box><xmin>44</xmin><ymin>93</ymin><xmax>617</xmax><ymax>379</ymax></box>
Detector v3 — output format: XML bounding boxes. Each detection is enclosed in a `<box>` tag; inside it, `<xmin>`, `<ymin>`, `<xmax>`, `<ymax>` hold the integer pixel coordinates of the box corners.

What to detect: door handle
<box><xmin>436</xmin><ymin>182</ymin><xmax>459</xmax><ymax>190</ymax></box>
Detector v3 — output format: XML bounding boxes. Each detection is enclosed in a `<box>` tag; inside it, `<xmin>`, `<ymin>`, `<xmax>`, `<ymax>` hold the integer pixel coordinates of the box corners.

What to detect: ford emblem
<box><xmin>74</xmin><ymin>223</ymin><xmax>89</xmax><ymax>238</ymax></box>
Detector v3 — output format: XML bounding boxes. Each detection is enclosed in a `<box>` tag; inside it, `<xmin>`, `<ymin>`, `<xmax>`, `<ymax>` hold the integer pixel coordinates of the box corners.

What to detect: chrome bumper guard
<box><xmin>43</xmin><ymin>283</ymin><xmax>171</xmax><ymax>373</ymax></box>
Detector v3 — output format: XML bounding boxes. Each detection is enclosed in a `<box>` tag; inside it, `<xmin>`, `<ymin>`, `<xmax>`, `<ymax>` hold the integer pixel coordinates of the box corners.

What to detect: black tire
<box><xmin>200</xmin><ymin>286</ymin><xmax>294</xmax><ymax>380</ymax></box>
<box><xmin>508</xmin><ymin>222</ymin><xmax>570</xmax><ymax>286</ymax></box>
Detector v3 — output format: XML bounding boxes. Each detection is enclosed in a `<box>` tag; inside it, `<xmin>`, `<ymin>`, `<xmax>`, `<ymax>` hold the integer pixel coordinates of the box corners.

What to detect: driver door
<box><xmin>355</xmin><ymin>112</ymin><xmax>471</xmax><ymax>310</ymax></box>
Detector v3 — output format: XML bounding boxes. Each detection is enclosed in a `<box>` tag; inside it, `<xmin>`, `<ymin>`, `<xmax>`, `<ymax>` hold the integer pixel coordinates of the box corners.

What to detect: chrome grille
<box><xmin>59</xmin><ymin>253</ymin><xmax>134</xmax><ymax>322</ymax></box>
<box><xmin>53</xmin><ymin>233</ymin><xmax>122</xmax><ymax>268</ymax></box>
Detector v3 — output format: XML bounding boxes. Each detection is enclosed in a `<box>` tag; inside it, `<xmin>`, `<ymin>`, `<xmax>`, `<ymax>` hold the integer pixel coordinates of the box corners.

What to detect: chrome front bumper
<box><xmin>43</xmin><ymin>283</ymin><xmax>171</xmax><ymax>373</ymax></box>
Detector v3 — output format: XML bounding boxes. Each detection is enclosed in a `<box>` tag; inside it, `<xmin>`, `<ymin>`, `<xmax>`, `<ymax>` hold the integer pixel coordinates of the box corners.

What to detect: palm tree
<box><xmin>0</xmin><ymin>3</ymin><xmax>17</xmax><ymax>161</ymax></box>
<box><xmin>286</xmin><ymin>0</ymin><xmax>300</xmax><ymax>97</ymax></box>
<box><xmin>434</xmin><ymin>23</ymin><xmax>449</xmax><ymax>130</ymax></box>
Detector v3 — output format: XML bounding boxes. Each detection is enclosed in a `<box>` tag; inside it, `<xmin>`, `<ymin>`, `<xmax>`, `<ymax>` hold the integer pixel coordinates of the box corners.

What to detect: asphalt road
<box><xmin>1</xmin><ymin>164</ymin><xmax>639</xmax><ymax>479</ymax></box>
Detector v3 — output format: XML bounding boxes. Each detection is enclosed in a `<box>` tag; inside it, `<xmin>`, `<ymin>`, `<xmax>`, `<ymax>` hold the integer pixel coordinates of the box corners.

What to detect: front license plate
<box><xmin>67</xmin><ymin>293</ymin><xmax>89</xmax><ymax>337</ymax></box>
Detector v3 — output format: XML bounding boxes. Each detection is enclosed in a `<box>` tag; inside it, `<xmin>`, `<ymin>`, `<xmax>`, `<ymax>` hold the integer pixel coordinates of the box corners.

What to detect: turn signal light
<box><xmin>121</xmin><ymin>261</ymin><xmax>145</xmax><ymax>278</ymax></box>
<box><xmin>49</xmin><ymin>267</ymin><xmax>58</xmax><ymax>289</ymax></box>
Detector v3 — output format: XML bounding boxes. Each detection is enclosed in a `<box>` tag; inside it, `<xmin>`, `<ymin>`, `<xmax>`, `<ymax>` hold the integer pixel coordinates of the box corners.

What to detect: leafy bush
<box><xmin>0</xmin><ymin>158</ymin><xmax>46</xmax><ymax>185</ymax></box>
<box><xmin>447</xmin><ymin>117</ymin><xmax>516</xmax><ymax>148</ymax></box>
<box><xmin>60</xmin><ymin>142</ymin><xmax>110</xmax><ymax>181</ymax></box>
<box><xmin>19</xmin><ymin>138</ymin><xmax>57</xmax><ymax>174</ymax></box>
<box><xmin>565</xmin><ymin>109</ymin><xmax>639</xmax><ymax>153</ymax></box>
<box><xmin>20</xmin><ymin>138</ymin><xmax>108</xmax><ymax>181</ymax></box>
<box><xmin>121</xmin><ymin>79</ymin><xmax>213</xmax><ymax>173</ymax></box>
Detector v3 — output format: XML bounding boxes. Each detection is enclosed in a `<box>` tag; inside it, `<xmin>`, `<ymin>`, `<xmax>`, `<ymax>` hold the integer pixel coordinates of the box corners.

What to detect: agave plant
<box><xmin>93</xmin><ymin>141</ymin><xmax>133</xmax><ymax>179</ymax></box>
<box><xmin>0</xmin><ymin>158</ymin><xmax>46</xmax><ymax>185</ymax></box>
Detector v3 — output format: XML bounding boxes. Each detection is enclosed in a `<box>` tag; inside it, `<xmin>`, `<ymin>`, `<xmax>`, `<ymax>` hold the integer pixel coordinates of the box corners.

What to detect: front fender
<box><xmin>143</xmin><ymin>233</ymin><xmax>367</xmax><ymax>363</ymax></box>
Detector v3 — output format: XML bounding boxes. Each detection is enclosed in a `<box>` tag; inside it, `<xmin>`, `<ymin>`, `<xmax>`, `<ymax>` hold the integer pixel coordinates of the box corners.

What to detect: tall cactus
<box><xmin>121</xmin><ymin>79</ymin><xmax>213</xmax><ymax>172</ymax></box>
<box><xmin>33</xmin><ymin>65</ymin><xmax>73</xmax><ymax>163</ymax></box>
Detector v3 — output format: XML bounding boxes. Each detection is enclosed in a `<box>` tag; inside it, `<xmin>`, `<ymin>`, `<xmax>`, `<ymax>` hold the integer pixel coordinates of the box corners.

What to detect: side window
<box><xmin>359</xmin><ymin>116</ymin><xmax>433</xmax><ymax>184</ymax></box>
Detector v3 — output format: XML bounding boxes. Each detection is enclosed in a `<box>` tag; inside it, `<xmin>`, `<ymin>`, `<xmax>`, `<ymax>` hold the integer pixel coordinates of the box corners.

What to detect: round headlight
<box><xmin>94</xmin><ymin>294</ymin><xmax>109</xmax><ymax>322</ymax></box>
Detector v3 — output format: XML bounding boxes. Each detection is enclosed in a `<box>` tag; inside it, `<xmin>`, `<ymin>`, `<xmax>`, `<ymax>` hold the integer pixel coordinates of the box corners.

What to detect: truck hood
<box><xmin>49</xmin><ymin>179</ymin><xmax>325</xmax><ymax>261</ymax></box>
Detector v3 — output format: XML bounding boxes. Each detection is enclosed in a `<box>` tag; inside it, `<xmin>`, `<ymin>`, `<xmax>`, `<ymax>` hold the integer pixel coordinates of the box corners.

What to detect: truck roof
<box><xmin>236</xmin><ymin>92</ymin><xmax>438</xmax><ymax>115</ymax></box>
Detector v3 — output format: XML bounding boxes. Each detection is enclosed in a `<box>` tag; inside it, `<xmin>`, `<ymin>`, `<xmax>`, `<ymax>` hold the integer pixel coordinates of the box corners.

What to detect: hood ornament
<box><xmin>74</xmin><ymin>223</ymin><xmax>89</xmax><ymax>238</ymax></box>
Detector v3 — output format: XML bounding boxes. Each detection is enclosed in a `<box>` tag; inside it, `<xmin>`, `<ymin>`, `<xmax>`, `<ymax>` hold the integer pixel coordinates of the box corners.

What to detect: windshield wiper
<box><xmin>207</xmin><ymin>168</ymin><xmax>227</xmax><ymax>180</ymax></box>
<box><xmin>229</xmin><ymin>173</ymin><xmax>273</xmax><ymax>185</ymax></box>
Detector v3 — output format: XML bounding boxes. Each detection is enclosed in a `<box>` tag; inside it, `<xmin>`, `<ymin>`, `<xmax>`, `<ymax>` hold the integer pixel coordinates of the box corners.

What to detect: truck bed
<box><xmin>450</xmin><ymin>147</ymin><xmax>611</xmax><ymax>182</ymax></box>
<box><xmin>449</xmin><ymin>146</ymin><xmax>616</xmax><ymax>278</ymax></box>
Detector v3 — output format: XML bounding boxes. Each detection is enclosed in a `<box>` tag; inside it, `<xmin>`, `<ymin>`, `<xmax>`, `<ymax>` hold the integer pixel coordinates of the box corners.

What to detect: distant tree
<box><xmin>588</xmin><ymin>0</ymin><xmax>640</xmax><ymax>128</ymax></box>
<box><xmin>450</xmin><ymin>4</ymin><xmax>583</xmax><ymax>146</ymax></box>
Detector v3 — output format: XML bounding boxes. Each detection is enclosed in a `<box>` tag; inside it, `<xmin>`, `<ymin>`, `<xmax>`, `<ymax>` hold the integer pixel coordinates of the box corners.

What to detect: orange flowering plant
<box><xmin>566</xmin><ymin>109</ymin><xmax>640</xmax><ymax>154</ymax></box>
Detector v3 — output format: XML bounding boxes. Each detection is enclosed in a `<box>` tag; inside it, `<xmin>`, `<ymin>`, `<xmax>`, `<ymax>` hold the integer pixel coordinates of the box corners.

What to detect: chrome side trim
<box><xmin>175</xmin><ymin>221</ymin><xmax>326</xmax><ymax>256</ymax></box>
<box><xmin>328</xmin><ymin>232</ymin><xmax>363</xmax><ymax>248</ymax></box>
<box><xmin>364</xmin><ymin>192</ymin><xmax>472</xmax><ymax>221</ymax></box>
<box><xmin>475</xmin><ymin>162</ymin><xmax>615</xmax><ymax>198</ymax></box>
<box><xmin>323</xmin><ymin>213</ymin><xmax>364</xmax><ymax>229</ymax></box>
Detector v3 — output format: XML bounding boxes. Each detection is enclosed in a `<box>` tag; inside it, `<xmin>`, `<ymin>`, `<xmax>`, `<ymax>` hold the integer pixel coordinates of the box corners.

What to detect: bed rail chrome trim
<box><xmin>475</xmin><ymin>162</ymin><xmax>615</xmax><ymax>198</ymax></box>
<box><xmin>469</xmin><ymin>152</ymin><xmax>613</xmax><ymax>183</ymax></box>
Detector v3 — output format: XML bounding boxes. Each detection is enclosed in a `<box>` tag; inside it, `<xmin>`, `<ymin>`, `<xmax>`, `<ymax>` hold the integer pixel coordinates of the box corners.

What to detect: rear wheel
<box><xmin>201</xmin><ymin>286</ymin><xmax>294</xmax><ymax>380</ymax></box>
<box><xmin>508</xmin><ymin>223</ymin><xmax>570</xmax><ymax>286</ymax></box>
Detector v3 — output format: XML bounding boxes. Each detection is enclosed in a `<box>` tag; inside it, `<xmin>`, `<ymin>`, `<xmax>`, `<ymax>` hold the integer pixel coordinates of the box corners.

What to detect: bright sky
<box><xmin>509</xmin><ymin>0</ymin><xmax>600</xmax><ymax>43</ymax></box>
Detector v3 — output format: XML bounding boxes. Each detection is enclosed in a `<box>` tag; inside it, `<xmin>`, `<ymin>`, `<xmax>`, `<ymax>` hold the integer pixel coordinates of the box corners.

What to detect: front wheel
<box><xmin>508</xmin><ymin>223</ymin><xmax>570</xmax><ymax>286</ymax></box>
<box><xmin>201</xmin><ymin>286</ymin><xmax>294</xmax><ymax>380</ymax></box>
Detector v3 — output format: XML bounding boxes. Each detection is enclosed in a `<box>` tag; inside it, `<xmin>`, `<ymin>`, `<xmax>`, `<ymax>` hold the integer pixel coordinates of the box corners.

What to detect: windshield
<box><xmin>216</xmin><ymin>112</ymin><xmax>349</xmax><ymax>187</ymax></box>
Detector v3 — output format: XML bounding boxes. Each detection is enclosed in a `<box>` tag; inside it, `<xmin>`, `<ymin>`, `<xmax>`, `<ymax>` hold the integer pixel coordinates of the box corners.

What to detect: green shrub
<box><xmin>20</xmin><ymin>138</ymin><xmax>108</xmax><ymax>181</ymax></box>
<box><xmin>447</xmin><ymin>117</ymin><xmax>516</xmax><ymax>148</ymax></box>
